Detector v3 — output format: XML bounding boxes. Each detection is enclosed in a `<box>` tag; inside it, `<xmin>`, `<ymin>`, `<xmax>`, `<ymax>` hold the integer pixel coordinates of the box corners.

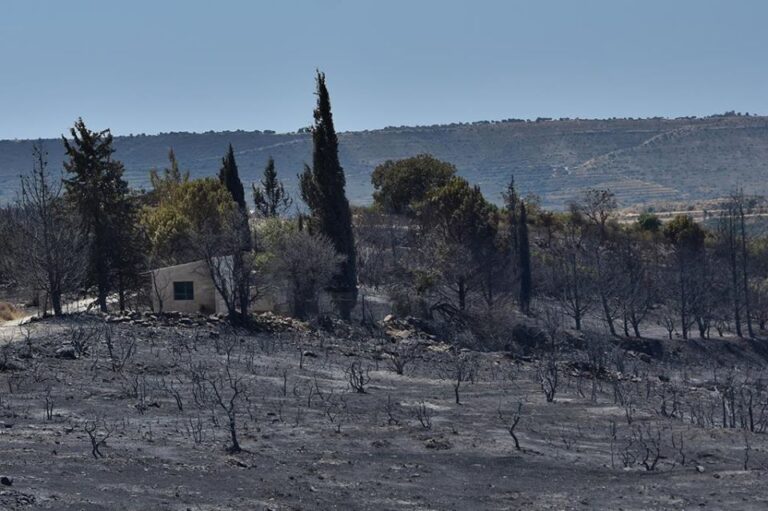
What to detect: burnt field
<box><xmin>1</xmin><ymin>315</ymin><xmax>768</xmax><ymax>510</ymax></box>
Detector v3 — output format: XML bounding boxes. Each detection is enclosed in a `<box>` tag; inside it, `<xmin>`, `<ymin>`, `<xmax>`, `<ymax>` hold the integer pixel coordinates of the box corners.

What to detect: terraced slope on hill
<box><xmin>0</xmin><ymin>116</ymin><xmax>766</xmax><ymax>208</ymax></box>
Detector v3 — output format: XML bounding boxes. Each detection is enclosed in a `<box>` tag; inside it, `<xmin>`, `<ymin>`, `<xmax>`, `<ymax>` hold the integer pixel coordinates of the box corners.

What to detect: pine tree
<box><xmin>517</xmin><ymin>201</ymin><xmax>532</xmax><ymax>314</ymax></box>
<box><xmin>150</xmin><ymin>148</ymin><xmax>188</xmax><ymax>201</ymax></box>
<box><xmin>63</xmin><ymin>118</ymin><xmax>132</xmax><ymax>312</ymax></box>
<box><xmin>253</xmin><ymin>157</ymin><xmax>292</xmax><ymax>217</ymax></box>
<box><xmin>299</xmin><ymin>71</ymin><xmax>358</xmax><ymax>320</ymax></box>
<box><xmin>219</xmin><ymin>144</ymin><xmax>246</xmax><ymax>210</ymax></box>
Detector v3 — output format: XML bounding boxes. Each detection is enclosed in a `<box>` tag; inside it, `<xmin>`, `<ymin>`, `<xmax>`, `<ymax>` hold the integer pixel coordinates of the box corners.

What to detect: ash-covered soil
<box><xmin>1</xmin><ymin>315</ymin><xmax>768</xmax><ymax>510</ymax></box>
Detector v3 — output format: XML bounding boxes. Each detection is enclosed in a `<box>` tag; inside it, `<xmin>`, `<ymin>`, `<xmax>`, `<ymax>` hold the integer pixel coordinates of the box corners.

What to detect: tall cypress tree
<box><xmin>218</xmin><ymin>144</ymin><xmax>252</xmax><ymax>323</ymax></box>
<box><xmin>219</xmin><ymin>144</ymin><xmax>251</xmax><ymax>250</ymax></box>
<box><xmin>253</xmin><ymin>156</ymin><xmax>292</xmax><ymax>217</ymax></box>
<box><xmin>517</xmin><ymin>201</ymin><xmax>532</xmax><ymax>314</ymax></box>
<box><xmin>299</xmin><ymin>71</ymin><xmax>358</xmax><ymax>320</ymax></box>
<box><xmin>63</xmin><ymin>118</ymin><xmax>130</xmax><ymax>312</ymax></box>
<box><xmin>219</xmin><ymin>144</ymin><xmax>246</xmax><ymax>210</ymax></box>
<box><xmin>503</xmin><ymin>175</ymin><xmax>519</xmax><ymax>259</ymax></box>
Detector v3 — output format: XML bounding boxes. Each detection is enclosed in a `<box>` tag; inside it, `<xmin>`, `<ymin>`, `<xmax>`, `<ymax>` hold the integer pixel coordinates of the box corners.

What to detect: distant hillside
<box><xmin>1</xmin><ymin>115</ymin><xmax>767</xmax><ymax>209</ymax></box>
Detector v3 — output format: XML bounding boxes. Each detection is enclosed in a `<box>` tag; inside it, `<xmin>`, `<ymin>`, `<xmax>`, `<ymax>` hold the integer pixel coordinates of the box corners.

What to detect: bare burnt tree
<box><xmin>83</xmin><ymin>419</ymin><xmax>115</xmax><ymax>459</ymax></box>
<box><xmin>266</xmin><ymin>225</ymin><xmax>343</xmax><ymax>320</ymax></box>
<box><xmin>13</xmin><ymin>142</ymin><xmax>84</xmax><ymax>316</ymax></box>
<box><xmin>497</xmin><ymin>401</ymin><xmax>523</xmax><ymax>450</ymax></box>
<box><xmin>575</xmin><ymin>189</ymin><xmax>619</xmax><ymax>335</ymax></box>
<box><xmin>197</xmin><ymin>354</ymin><xmax>249</xmax><ymax>453</ymax></box>
<box><xmin>717</xmin><ymin>191</ymin><xmax>759</xmax><ymax>338</ymax></box>
<box><xmin>386</xmin><ymin>341</ymin><xmax>417</xmax><ymax>376</ymax></box>
<box><xmin>663</xmin><ymin>215</ymin><xmax>706</xmax><ymax>340</ymax></box>
<box><xmin>547</xmin><ymin>208</ymin><xmax>595</xmax><ymax>330</ymax></box>
<box><xmin>346</xmin><ymin>360</ymin><xmax>372</xmax><ymax>394</ymax></box>
<box><xmin>440</xmin><ymin>351</ymin><xmax>476</xmax><ymax>405</ymax></box>
<box><xmin>613</xmin><ymin>230</ymin><xmax>657</xmax><ymax>337</ymax></box>
<box><xmin>197</xmin><ymin>207</ymin><xmax>255</xmax><ymax>325</ymax></box>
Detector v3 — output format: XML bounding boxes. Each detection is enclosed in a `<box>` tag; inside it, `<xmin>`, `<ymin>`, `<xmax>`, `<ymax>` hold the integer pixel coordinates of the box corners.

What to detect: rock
<box><xmin>424</xmin><ymin>437</ymin><xmax>452</xmax><ymax>450</ymax></box>
<box><xmin>696</xmin><ymin>465</ymin><xmax>705</xmax><ymax>473</ymax></box>
<box><xmin>55</xmin><ymin>346</ymin><xmax>78</xmax><ymax>360</ymax></box>
<box><xmin>511</xmin><ymin>324</ymin><xmax>549</xmax><ymax>354</ymax></box>
<box><xmin>0</xmin><ymin>476</ymin><xmax>12</xmax><ymax>486</ymax></box>
<box><xmin>0</xmin><ymin>358</ymin><xmax>25</xmax><ymax>372</ymax></box>
<box><xmin>383</xmin><ymin>314</ymin><xmax>396</xmax><ymax>323</ymax></box>
<box><xmin>619</xmin><ymin>338</ymin><xmax>664</xmax><ymax>360</ymax></box>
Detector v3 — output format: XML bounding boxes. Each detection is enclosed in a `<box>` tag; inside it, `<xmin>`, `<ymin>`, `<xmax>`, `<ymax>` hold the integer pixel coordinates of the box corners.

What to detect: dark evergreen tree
<box><xmin>503</xmin><ymin>175</ymin><xmax>520</xmax><ymax>259</ymax></box>
<box><xmin>517</xmin><ymin>201</ymin><xmax>532</xmax><ymax>314</ymax></box>
<box><xmin>219</xmin><ymin>144</ymin><xmax>246</xmax><ymax>210</ymax></box>
<box><xmin>218</xmin><ymin>145</ymin><xmax>252</xmax><ymax>322</ymax></box>
<box><xmin>219</xmin><ymin>144</ymin><xmax>252</xmax><ymax>248</ymax></box>
<box><xmin>111</xmin><ymin>193</ymin><xmax>146</xmax><ymax>311</ymax></box>
<box><xmin>252</xmin><ymin>157</ymin><xmax>292</xmax><ymax>217</ymax></box>
<box><xmin>299</xmin><ymin>71</ymin><xmax>358</xmax><ymax>320</ymax></box>
<box><xmin>63</xmin><ymin>118</ymin><xmax>132</xmax><ymax>312</ymax></box>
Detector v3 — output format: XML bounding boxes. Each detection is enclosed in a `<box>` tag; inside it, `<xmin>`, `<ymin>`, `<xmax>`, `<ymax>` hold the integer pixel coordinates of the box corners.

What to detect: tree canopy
<box><xmin>371</xmin><ymin>154</ymin><xmax>456</xmax><ymax>215</ymax></box>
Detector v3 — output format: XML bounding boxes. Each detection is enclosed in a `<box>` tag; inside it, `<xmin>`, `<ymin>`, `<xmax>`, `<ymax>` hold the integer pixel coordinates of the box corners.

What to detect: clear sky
<box><xmin>1</xmin><ymin>0</ymin><xmax>766</xmax><ymax>139</ymax></box>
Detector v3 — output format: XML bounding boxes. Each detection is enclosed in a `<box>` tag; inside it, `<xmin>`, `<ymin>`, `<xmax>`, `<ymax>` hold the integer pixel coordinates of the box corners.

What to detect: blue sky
<box><xmin>1</xmin><ymin>0</ymin><xmax>765</xmax><ymax>139</ymax></box>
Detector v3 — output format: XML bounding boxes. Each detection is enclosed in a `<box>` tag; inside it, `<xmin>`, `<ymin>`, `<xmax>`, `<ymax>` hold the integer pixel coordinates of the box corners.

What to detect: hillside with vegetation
<box><xmin>1</xmin><ymin>113</ymin><xmax>767</xmax><ymax>208</ymax></box>
<box><xmin>5</xmin><ymin>71</ymin><xmax>768</xmax><ymax>510</ymax></box>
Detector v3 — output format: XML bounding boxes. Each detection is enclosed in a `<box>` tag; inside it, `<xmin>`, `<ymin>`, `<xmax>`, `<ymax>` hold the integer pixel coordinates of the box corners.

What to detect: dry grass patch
<box><xmin>0</xmin><ymin>302</ymin><xmax>23</xmax><ymax>321</ymax></box>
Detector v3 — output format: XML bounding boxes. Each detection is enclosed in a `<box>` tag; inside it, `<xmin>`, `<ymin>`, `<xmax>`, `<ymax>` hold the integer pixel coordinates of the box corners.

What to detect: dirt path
<box><xmin>0</xmin><ymin>297</ymin><xmax>96</xmax><ymax>345</ymax></box>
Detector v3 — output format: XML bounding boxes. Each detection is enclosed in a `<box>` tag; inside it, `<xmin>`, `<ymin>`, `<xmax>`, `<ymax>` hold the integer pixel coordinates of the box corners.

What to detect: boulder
<box><xmin>619</xmin><ymin>338</ymin><xmax>664</xmax><ymax>360</ymax></box>
<box><xmin>511</xmin><ymin>324</ymin><xmax>548</xmax><ymax>354</ymax></box>
<box><xmin>424</xmin><ymin>437</ymin><xmax>452</xmax><ymax>450</ymax></box>
<box><xmin>55</xmin><ymin>346</ymin><xmax>78</xmax><ymax>360</ymax></box>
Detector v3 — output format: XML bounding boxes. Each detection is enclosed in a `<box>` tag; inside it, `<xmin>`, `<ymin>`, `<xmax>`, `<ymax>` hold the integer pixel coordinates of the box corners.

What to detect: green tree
<box><xmin>637</xmin><ymin>211</ymin><xmax>662</xmax><ymax>232</ymax></box>
<box><xmin>63</xmin><ymin>118</ymin><xmax>132</xmax><ymax>312</ymax></box>
<box><xmin>219</xmin><ymin>144</ymin><xmax>246</xmax><ymax>210</ymax></box>
<box><xmin>371</xmin><ymin>154</ymin><xmax>456</xmax><ymax>215</ymax></box>
<box><xmin>299</xmin><ymin>71</ymin><xmax>357</xmax><ymax>320</ymax></box>
<box><xmin>417</xmin><ymin>176</ymin><xmax>498</xmax><ymax>312</ymax></box>
<box><xmin>142</xmin><ymin>178</ymin><xmax>252</xmax><ymax>324</ymax></box>
<box><xmin>252</xmin><ymin>157</ymin><xmax>292</xmax><ymax>217</ymax></box>
<box><xmin>142</xmin><ymin>178</ymin><xmax>237</xmax><ymax>260</ymax></box>
<box><xmin>149</xmin><ymin>149</ymin><xmax>189</xmax><ymax>204</ymax></box>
